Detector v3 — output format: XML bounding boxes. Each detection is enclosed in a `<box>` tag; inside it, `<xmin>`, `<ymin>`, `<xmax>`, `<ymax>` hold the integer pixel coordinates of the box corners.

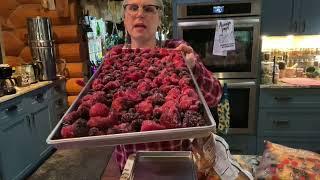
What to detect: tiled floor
<box><xmin>28</xmin><ymin>146</ymin><xmax>114</xmax><ymax>180</ymax></box>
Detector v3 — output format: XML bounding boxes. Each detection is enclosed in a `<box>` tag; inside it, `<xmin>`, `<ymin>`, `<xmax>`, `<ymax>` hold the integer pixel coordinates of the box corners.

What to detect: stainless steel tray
<box><xmin>47</xmin><ymin>52</ymin><xmax>216</xmax><ymax>149</ymax></box>
<box><xmin>120</xmin><ymin>151</ymin><xmax>197</xmax><ymax>180</ymax></box>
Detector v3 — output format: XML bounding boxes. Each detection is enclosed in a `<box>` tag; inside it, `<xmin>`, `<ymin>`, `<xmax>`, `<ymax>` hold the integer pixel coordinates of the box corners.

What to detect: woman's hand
<box><xmin>175</xmin><ymin>44</ymin><xmax>197</xmax><ymax>69</ymax></box>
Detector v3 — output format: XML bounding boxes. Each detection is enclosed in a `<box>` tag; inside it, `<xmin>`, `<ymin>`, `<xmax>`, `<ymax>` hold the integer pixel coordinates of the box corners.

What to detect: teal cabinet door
<box><xmin>299</xmin><ymin>0</ymin><xmax>320</xmax><ymax>34</ymax></box>
<box><xmin>261</xmin><ymin>0</ymin><xmax>296</xmax><ymax>36</ymax></box>
<box><xmin>0</xmin><ymin>115</ymin><xmax>34</xmax><ymax>180</ymax></box>
<box><xmin>30</xmin><ymin>105</ymin><xmax>53</xmax><ymax>158</ymax></box>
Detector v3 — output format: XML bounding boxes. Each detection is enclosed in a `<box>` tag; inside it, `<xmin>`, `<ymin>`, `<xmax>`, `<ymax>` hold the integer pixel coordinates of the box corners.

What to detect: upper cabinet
<box><xmin>261</xmin><ymin>0</ymin><xmax>296</xmax><ymax>36</ymax></box>
<box><xmin>261</xmin><ymin>0</ymin><xmax>320</xmax><ymax>35</ymax></box>
<box><xmin>299</xmin><ymin>0</ymin><xmax>320</xmax><ymax>34</ymax></box>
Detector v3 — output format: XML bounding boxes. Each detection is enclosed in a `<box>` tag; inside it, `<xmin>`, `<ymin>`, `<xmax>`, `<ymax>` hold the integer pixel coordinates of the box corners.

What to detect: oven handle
<box><xmin>226</xmin><ymin>81</ymin><xmax>256</xmax><ymax>88</ymax></box>
<box><xmin>177</xmin><ymin>18</ymin><xmax>260</xmax><ymax>27</ymax></box>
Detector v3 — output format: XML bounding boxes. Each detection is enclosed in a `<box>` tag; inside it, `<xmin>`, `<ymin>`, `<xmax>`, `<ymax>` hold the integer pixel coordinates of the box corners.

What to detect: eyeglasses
<box><xmin>124</xmin><ymin>4</ymin><xmax>161</xmax><ymax>16</ymax></box>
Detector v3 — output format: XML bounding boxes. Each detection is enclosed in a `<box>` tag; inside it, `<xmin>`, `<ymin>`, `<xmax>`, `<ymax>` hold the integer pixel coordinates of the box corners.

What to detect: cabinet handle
<box><xmin>274</xmin><ymin>96</ymin><xmax>292</xmax><ymax>101</ymax></box>
<box><xmin>26</xmin><ymin>115</ymin><xmax>31</xmax><ymax>128</ymax></box>
<box><xmin>302</xmin><ymin>20</ymin><xmax>306</xmax><ymax>32</ymax></box>
<box><xmin>273</xmin><ymin>120</ymin><xmax>289</xmax><ymax>127</ymax></box>
<box><xmin>6</xmin><ymin>105</ymin><xmax>18</xmax><ymax>112</ymax></box>
<box><xmin>294</xmin><ymin>21</ymin><xmax>298</xmax><ymax>32</ymax></box>
<box><xmin>35</xmin><ymin>94</ymin><xmax>44</xmax><ymax>102</ymax></box>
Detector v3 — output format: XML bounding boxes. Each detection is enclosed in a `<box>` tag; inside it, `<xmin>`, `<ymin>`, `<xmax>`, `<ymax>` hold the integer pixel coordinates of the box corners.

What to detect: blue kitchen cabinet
<box><xmin>0</xmin><ymin>114</ymin><xmax>34</xmax><ymax>180</ymax></box>
<box><xmin>0</xmin><ymin>80</ymin><xmax>67</xmax><ymax>180</ymax></box>
<box><xmin>257</xmin><ymin>88</ymin><xmax>320</xmax><ymax>154</ymax></box>
<box><xmin>261</xmin><ymin>0</ymin><xmax>320</xmax><ymax>35</ymax></box>
<box><xmin>261</xmin><ymin>0</ymin><xmax>297</xmax><ymax>36</ymax></box>
<box><xmin>298</xmin><ymin>0</ymin><xmax>320</xmax><ymax>34</ymax></box>
<box><xmin>30</xmin><ymin>104</ymin><xmax>53</xmax><ymax>159</ymax></box>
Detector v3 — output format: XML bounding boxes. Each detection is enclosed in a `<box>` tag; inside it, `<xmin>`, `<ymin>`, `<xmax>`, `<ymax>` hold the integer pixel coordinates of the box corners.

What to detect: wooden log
<box><xmin>67</xmin><ymin>95</ymin><xmax>77</xmax><ymax>106</ymax></box>
<box><xmin>16</xmin><ymin>0</ymin><xmax>42</xmax><ymax>4</ymax></box>
<box><xmin>66</xmin><ymin>78</ymin><xmax>84</xmax><ymax>95</ymax></box>
<box><xmin>8</xmin><ymin>4</ymin><xmax>42</xmax><ymax>29</ymax></box>
<box><xmin>4</xmin><ymin>56</ymin><xmax>24</xmax><ymax>67</ymax></box>
<box><xmin>2</xmin><ymin>31</ymin><xmax>25</xmax><ymax>56</ymax></box>
<box><xmin>55</xmin><ymin>0</ymin><xmax>69</xmax><ymax>17</ymax></box>
<box><xmin>57</xmin><ymin>43</ymin><xmax>82</xmax><ymax>62</ymax></box>
<box><xmin>19</xmin><ymin>46</ymin><xmax>32</xmax><ymax>63</ymax></box>
<box><xmin>0</xmin><ymin>0</ymin><xmax>19</xmax><ymax>19</ymax></box>
<box><xmin>15</xmin><ymin>25</ymin><xmax>78</xmax><ymax>43</ymax></box>
<box><xmin>65</xmin><ymin>63</ymin><xmax>84</xmax><ymax>78</ymax></box>
<box><xmin>53</xmin><ymin>25</ymin><xmax>78</xmax><ymax>43</ymax></box>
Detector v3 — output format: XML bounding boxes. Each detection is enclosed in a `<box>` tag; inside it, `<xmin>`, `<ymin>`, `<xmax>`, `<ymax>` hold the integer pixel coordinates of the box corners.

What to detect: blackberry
<box><xmin>102</xmin><ymin>75</ymin><xmax>115</xmax><ymax>84</ymax></box>
<box><xmin>88</xmin><ymin>127</ymin><xmax>104</xmax><ymax>136</ymax></box>
<box><xmin>182</xmin><ymin>111</ymin><xmax>205</xmax><ymax>128</ymax></box>
<box><xmin>121</xmin><ymin>112</ymin><xmax>139</xmax><ymax>123</ymax></box>
<box><xmin>77</xmin><ymin>105</ymin><xmax>90</xmax><ymax>120</ymax></box>
<box><xmin>131</xmin><ymin>119</ymin><xmax>143</xmax><ymax>132</ymax></box>
<box><xmin>152</xmin><ymin>93</ymin><xmax>165</xmax><ymax>105</ymax></box>
<box><xmin>73</xmin><ymin>119</ymin><xmax>89</xmax><ymax>137</ymax></box>
<box><xmin>140</xmin><ymin>91</ymin><xmax>150</xmax><ymax>98</ymax></box>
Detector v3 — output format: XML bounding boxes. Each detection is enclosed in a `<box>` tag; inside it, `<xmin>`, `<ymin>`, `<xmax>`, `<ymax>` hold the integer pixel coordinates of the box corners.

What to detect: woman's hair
<box><xmin>122</xmin><ymin>0</ymin><xmax>164</xmax><ymax>17</ymax></box>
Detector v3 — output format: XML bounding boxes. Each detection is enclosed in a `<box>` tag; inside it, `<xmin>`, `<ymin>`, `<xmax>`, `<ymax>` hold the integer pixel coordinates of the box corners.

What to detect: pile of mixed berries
<box><xmin>60</xmin><ymin>47</ymin><xmax>205</xmax><ymax>138</ymax></box>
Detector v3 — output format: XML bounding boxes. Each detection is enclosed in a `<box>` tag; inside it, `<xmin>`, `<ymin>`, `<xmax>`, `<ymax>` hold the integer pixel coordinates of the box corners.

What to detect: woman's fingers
<box><xmin>185</xmin><ymin>53</ymin><xmax>196</xmax><ymax>69</ymax></box>
<box><xmin>175</xmin><ymin>44</ymin><xmax>194</xmax><ymax>54</ymax></box>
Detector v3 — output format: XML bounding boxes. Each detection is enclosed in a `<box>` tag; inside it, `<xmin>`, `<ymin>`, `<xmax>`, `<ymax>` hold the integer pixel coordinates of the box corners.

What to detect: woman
<box><xmin>113</xmin><ymin>0</ymin><xmax>222</xmax><ymax>171</ymax></box>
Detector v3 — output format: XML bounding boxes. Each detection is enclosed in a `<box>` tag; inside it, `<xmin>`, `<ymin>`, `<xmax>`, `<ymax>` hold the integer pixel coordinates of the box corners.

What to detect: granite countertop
<box><xmin>0</xmin><ymin>81</ymin><xmax>53</xmax><ymax>104</ymax></box>
<box><xmin>260</xmin><ymin>78</ymin><xmax>320</xmax><ymax>89</ymax></box>
<box><xmin>260</xmin><ymin>83</ymin><xmax>320</xmax><ymax>88</ymax></box>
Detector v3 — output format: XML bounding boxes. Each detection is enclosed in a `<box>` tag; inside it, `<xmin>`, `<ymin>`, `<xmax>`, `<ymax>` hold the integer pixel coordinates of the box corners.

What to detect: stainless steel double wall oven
<box><xmin>174</xmin><ymin>0</ymin><xmax>261</xmax><ymax>134</ymax></box>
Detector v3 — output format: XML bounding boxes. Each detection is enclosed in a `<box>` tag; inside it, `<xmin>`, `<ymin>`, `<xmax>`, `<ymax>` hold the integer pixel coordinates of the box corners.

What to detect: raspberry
<box><xmin>182</xmin><ymin>87</ymin><xmax>198</xmax><ymax>99</ymax></box>
<box><xmin>61</xmin><ymin>125</ymin><xmax>75</xmax><ymax>138</ymax></box>
<box><xmin>73</xmin><ymin>119</ymin><xmax>89</xmax><ymax>137</ymax></box>
<box><xmin>112</xmin><ymin>97</ymin><xmax>125</xmax><ymax>112</ymax></box>
<box><xmin>92</xmin><ymin>79</ymin><xmax>103</xmax><ymax>91</ymax></box>
<box><xmin>135</xmin><ymin>100</ymin><xmax>153</xmax><ymax>118</ymax></box>
<box><xmin>124</xmin><ymin>89</ymin><xmax>142</xmax><ymax>102</ymax></box>
<box><xmin>141</xmin><ymin>120</ymin><xmax>165</xmax><ymax>131</ymax></box>
<box><xmin>63</xmin><ymin>111</ymin><xmax>80</xmax><ymax>125</ymax></box>
<box><xmin>137</xmin><ymin>81</ymin><xmax>151</xmax><ymax>92</ymax></box>
<box><xmin>160</xmin><ymin>106</ymin><xmax>181</xmax><ymax>129</ymax></box>
<box><xmin>165</xmin><ymin>87</ymin><xmax>181</xmax><ymax>101</ymax></box>
<box><xmin>182</xmin><ymin>111</ymin><xmax>205</xmax><ymax>127</ymax></box>
<box><xmin>87</xmin><ymin>116</ymin><xmax>116</xmax><ymax>129</ymax></box>
<box><xmin>105</xmin><ymin>80</ymin><xmax>121</xmax><ymax>90</ymax></box>
<box><xmin>88</xmin><ymin>127</ymin><xmax>105</xmax><ymax>136</ymax></box>
<box><xmin>89</xmin><ymin>103</ymin><xmax>109</xmax><ymax>117</ymax></box>
<box><xmin>111</xmin><ymin>123</ymin><xmax>132</xmax><ymax>134</ymax></box>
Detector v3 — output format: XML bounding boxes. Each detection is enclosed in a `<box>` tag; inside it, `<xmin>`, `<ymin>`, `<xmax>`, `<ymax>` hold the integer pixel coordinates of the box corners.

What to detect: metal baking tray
<box><xmin>47</xmin><ymin>52</ymin><xmax>216</xmax><ymax>149</ymax></box>
<box><xmin>120</xmin><ymin>151</ymin><xmax>197</xmax><ymax>180</ymax></box>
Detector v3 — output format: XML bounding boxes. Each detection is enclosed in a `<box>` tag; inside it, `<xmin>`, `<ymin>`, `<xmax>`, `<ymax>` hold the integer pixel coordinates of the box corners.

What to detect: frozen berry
<box><xmin>141</xmin><ymin>120</ymin><xmax>165</xmax><ymax>131</ymax></box>
<box><xmin>61</xmin><ymin>125</ymin><xmax>75</xmax><ymax>138</ymax></box>
<box><xmin>89</xmin><ymin>103</ymin><xmax>109</xmax><ymax>117</ymax></box>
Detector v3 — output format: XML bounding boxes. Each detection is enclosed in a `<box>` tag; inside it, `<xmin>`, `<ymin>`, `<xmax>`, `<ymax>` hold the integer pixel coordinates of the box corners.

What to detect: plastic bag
<box><xmin>255</xmin><ymin>141</ymin><xmax>320</xmax><ymax>179</ymax></box>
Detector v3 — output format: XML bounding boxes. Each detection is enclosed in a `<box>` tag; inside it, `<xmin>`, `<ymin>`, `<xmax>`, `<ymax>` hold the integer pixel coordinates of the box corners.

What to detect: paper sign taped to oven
<box><xmin>213</xmin><ymin>20</ymin><xmax>235</xmax><ymax>56</ymax></box>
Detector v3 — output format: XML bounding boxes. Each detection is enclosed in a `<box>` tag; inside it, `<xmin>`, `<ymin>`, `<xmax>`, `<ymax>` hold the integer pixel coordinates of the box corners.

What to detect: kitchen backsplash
<box><xmin>261</xmin><ymin>35</ymin><xmax>320</xmax><ymax>84</ymax></box>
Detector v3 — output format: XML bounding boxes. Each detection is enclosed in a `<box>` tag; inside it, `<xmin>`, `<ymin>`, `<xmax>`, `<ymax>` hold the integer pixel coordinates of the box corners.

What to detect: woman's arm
<box><xmin>165</xmin><ymin>39</ymin><xmax>223</xmax><ymax>107</ymax></box>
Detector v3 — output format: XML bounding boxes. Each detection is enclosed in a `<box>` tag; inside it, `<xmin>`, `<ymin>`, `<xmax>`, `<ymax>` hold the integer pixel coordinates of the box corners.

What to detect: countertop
<box><xmin>0</xmin><ymin>81</ymin><xmax>53</xmax><ymax>104</ymax></box>
<box><xmin>260</xmin><ymin>78</ymin><xmax>320</xmax><ymax>89</ymax></box>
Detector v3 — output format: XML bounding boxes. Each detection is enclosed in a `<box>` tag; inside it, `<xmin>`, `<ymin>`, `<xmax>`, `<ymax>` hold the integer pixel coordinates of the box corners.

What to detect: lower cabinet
<box><xmin>0</xmin><ymin>80</ymin><xmax>67</xmax><ymax>180</ymax></box>
<box><xmin>31</xmin><ymin>104</ymin><xmax>53</xmax><ymax>159</ymax></box>
<box><xmin>258</xmin><ymin>88</ymin><xmax>320</xmax><ymax>155</ymax></box>
<box><xmin>0</xmin><ymin>115</ymin><xmax>34</xmax><ymax>180</ymax></box>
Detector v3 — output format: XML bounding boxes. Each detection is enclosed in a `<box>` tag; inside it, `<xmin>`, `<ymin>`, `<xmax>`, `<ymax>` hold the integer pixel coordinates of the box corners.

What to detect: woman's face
<box><xmin>124</xmin><ymin>0</ymin><xmax>161</xmax><ymax>43</ymax></box>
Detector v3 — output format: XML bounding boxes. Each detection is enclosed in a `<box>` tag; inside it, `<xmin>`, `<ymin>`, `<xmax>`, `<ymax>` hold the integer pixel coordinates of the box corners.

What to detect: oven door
<box><xmin>211</xmin><ymin>79</ymin><xmax>257</xmax><ymax>134</ymax></box>
<box><xmin>177</xmin><ymin>17</ymin><xmax>260</xmax><ymax>79</ymax></box>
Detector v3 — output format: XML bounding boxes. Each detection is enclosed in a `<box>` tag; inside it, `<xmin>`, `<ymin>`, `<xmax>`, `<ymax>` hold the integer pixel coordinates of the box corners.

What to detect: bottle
<box><xmin>217</xmin><ymin>83</ymin><xmax>230</xmax><ymax>134</ymax></box>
